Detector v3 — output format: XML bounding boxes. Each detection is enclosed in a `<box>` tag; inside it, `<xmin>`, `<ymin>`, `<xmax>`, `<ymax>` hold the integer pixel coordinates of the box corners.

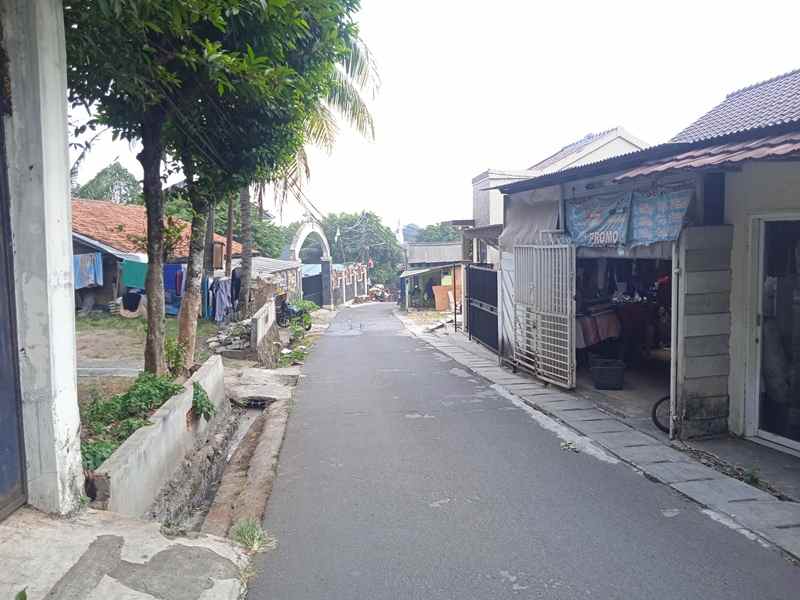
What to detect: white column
<box><xmin>3</xmin><ymin>0</ymin><xmax>84</xmax><ymax>514</ymax></box>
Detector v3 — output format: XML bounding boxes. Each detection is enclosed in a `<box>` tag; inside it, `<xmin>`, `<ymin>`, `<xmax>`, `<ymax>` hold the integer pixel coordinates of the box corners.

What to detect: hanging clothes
<box><xmin>122</xmin><ymin>259</ymin><xmax>148</xmax><ymax>289</ymax></box>
<box><xmin>73</xmin><ymin>252</ymin><xmax>103</xmax><ymax>289</ymax></box>
<box><xmin>211</xmin><ymin>277</ymin><xmax>233</xmax><ymax>323</ymax></box>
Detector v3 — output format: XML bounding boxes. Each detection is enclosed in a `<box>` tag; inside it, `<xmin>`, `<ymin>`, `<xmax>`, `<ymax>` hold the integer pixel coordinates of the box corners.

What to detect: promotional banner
<box><xmin>565</xmin><ymin>192</ymin><xmax>631</xmax><ymax>247</ymax></box>
<box><xmin>629</xmin><ymin>189</ymin><xmax>692</xmax><ymax>247</ymax></box>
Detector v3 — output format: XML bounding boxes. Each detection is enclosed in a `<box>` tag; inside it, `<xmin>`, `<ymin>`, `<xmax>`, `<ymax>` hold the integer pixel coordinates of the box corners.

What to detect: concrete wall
<box><xmin>676</xmin><ymin>226</ymin><xmax>733</xmax><ymax>438</ymax></box>
<box><xmin>93</xmin><ymin>356</ymin><xmax>229</xmax><ymax>518</ymax></box>
<box><xmin>2</xmin><ymin>0</ymin><xmax>84</xmax><ymax>514</ymax></box>
<box><xmin>725</xmin><ymin>162</ymin><xmax>800</xmax><ymax>436</ymax></box>
<box><xmin>407</xmin><ymin>242</ymin><xmax>464</xmax><ymax>265</ymax></box>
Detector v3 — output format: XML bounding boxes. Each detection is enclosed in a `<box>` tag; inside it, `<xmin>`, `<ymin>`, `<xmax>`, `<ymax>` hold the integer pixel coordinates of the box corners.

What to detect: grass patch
<box><xmin>80</xmin><ymin>373</ymin><xmax>184</xmax><ymax>470</ymax></box>
<box><xmin>230</xmin><ymin>518</ymin><xmax>276</xmax><ymax>554</ymax></box>
<box><xmin>75</xmin><ymin>313</ymin><xmax>217</xmax><ymax>362</ymax></box>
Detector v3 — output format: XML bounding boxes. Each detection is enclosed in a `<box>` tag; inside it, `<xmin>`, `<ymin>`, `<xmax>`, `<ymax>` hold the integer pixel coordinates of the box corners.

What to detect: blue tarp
<box><xmin>73</xmin><ymin>252</ymin><xmax>103</xmax><ymax>289</ymax></box>
<box><xmin>565</xmin><ymin>193</ymin><xmax>631</xmax><ymax>248</ymax></box>
<box><xmin>565</xmin><ymin>189</ymin><xmax>692</xmax><ymax>248</ymax></box>
<box><xmin>629</xmin><ymin>189</ymin><xmax>692</xmax><ymax>247</ymax></box>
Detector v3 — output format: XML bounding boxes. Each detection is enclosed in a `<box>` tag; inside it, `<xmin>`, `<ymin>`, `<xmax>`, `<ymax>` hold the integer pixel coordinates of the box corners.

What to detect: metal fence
<box><xmin>514</xmin><ymin>244</ymin><xmax>576</xmax><ymax>388</ymax></box>
<box><xmin>466</xmin><ymin>264</ymin><xmax>499</xmax><ymax>352</ymax></box>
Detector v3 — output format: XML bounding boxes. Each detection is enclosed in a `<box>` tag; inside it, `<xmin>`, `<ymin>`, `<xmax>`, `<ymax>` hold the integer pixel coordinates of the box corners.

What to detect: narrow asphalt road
<box><xmin>250</xmin><ymin>303</ymin><xmax>800</xmax><ymax>599</ymax></box>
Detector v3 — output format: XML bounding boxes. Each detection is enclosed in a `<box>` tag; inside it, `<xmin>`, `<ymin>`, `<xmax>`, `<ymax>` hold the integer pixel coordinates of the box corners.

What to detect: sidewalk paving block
<box><xmin>591</xmin><ymin>430</ymin><xmax>661</xmax><ymax>449</ymax></box>
<box><xmin>612</xmin><ymin>444</ymin><xmax>693</xmax><ymax>465</ymax></box>
<box><xmin>571</xmin><ymin>419</ymin><xmax>632</xmax><ymax>434</ymax></box>
<box><xmin>672</xmin><ymin>477</ymin><xmax>775</xmax><ymax>509</ymax></box>
<box><xmin>642</xmin><ymin>461</ymin><xmax>726</xmax><ymax>484</ymax></box>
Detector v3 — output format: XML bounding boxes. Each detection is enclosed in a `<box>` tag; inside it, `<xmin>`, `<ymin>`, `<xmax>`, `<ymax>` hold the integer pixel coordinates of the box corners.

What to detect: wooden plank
<box><xmin>684</xmin><ymin>248</ymin><xmax>732</xmax><ymax>272</ymax></box>
<box><xmin>683</xmin><ymin>375</ymin><xmax>729</xmax><ymax>399</ymax></box>
<box><xmin>685</xmin><ymin>335</ymin><xmax>729</xmax><ymax>357</ymax></box>
<box><xmin>685</xmin><ymin>355</ymin><xmax>730</xmax><ymax>378</ymax></box>
<box><xmin>685</xmin><ymin>271</ymin><xmax>731</xmax><ymax>294</ymax></box>
<box><xmin>684</xmin><ymin>292</ymin><xmax>730</xmax><ymax>315</ymax></box>
<box><xmin>682</xmin><ymin>225</ymin><xmax>733</xmax><ymax>250</ymax></box>
<box><xmin>682</xmin><ymin>313</ymin><xmax>731</xmax><ymax>338</ymax></box>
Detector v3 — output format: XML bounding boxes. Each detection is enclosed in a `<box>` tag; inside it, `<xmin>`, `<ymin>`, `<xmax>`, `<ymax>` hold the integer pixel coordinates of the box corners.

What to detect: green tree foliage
<box><xmin>322</xmin><ymin>212</ymin><xmax>402</xmax><ymax>284</ymax></box>
<box><xmin>165</xmin><ymin>193</ymin><xmax>290</xmax><ymax>258</ymax></box>
<box><xmin>416</xmin><ymin>222</ymin><xmax>460</xmax><ymax>243</ymax></box>
<box><xmin>77</xmin><ymin>161</ymin><xmax>141</xmax><ymax>203</ymax></box>
<box><xmin>65</xmin><ymin>0</ymin><xmax>363</xmax><ymax>373</ymax></box>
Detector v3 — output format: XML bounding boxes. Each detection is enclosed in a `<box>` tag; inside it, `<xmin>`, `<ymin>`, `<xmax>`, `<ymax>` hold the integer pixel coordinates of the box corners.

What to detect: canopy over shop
<box><xmin>498</xmin><ymin>125</ymin><xmax>800</xmax><ymax>444</ymax></box>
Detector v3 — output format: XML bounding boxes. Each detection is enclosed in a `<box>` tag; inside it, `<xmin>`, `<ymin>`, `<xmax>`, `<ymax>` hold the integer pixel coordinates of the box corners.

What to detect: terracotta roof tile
<box><xmin>72</xmin><ymin>199</ymin><xmax>242</xmax><ymax>259</ymax></box>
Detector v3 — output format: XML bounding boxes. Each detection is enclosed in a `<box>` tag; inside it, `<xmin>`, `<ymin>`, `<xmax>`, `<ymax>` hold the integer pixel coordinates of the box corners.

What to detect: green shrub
<box><xmin>165</xmin><ymin>336</ymin><xmax>187</xmax><ymax>375</ymax></box>
<box><xmin>192</xmin><ymin>382</ymin><xmax>216</xmax><ymax>421</ymax></box>
<box><xmin>81</xmin><ymin>373</ymin><xmax>184</xmax><ymax>471</ymax></box>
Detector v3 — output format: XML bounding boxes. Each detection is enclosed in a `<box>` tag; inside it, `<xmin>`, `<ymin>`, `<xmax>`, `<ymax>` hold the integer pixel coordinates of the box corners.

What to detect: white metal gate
<box><xmin>514</xmin><ymin>242</ymin><xmax>576</xmax><ymax>388</ymax></box>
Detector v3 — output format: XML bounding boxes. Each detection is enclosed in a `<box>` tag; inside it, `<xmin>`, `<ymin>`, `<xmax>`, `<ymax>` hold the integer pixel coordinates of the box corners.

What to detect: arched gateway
<box><xmin>284</xmin><ymin>220</ymin><xmax>334</xmax><ymax>308</ymax></box>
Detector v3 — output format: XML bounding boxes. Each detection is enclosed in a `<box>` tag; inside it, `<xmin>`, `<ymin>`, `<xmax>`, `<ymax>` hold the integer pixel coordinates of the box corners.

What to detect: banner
<box><xmin>629</xmin><ymin>189</ymin><xmax>692</xmax><ymax>247</ymax></box>
<box><xmin>565</xmin><ymin>193</ymin><xmax>631</xmax><ymax>248</ymax></box>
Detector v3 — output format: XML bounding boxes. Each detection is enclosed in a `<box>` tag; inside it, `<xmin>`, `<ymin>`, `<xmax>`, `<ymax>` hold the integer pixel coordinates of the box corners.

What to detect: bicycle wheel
<box><xmin>651</xmin><ymin>395</ymin><xmax>671</xmax><ymax>434</ymax></box>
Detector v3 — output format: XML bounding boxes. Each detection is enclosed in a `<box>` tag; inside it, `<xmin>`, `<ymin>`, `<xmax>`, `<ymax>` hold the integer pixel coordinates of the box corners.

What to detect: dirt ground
<box><xmin>75</xmin><ymin>313</ymin><xmax>218</xmax><ymax>366</ymax></box>
<box><xmin>403</xmin><ymin>308</ymin><xmax>452</xmax><ymax>328</ymax></box>
<box><xmin>76</xmin><ymin>375</ymin><xmax>137</xmax><ymax>411</ymax></box>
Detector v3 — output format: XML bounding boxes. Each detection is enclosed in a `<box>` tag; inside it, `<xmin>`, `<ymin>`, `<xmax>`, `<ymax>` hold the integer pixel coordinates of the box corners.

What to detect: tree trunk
<box><xmin>137</xmin><ymin>108</ymin><xmax>167</xmax><ymax>375</ymax></box>
<box><xmin>239</xmin><ymin>186</ymin><xmax>253</xmax><ymax>317</ymax></box>
<box><xmin>204</xmin><ymin>201</ymin><xmax>216</xmax><ymax>275</ymax></box>
<box><xmin>176</xmin><ymin>154</ymin><xmax>208</xmax><ymax>371</ymax></box>
<box><xmin>225</xmin><ymin>194</ymin><xmax>234</xmax><ymax>276</ymax></box>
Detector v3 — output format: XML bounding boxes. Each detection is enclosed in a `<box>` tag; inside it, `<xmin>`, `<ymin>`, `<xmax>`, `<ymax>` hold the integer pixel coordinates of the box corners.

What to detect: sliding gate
<box><xmin>514</xmin><ymin>243</ymin><xmax>576</xmax><ymax>388</ymax></box>
<box><xmin>466</xmin><ymin>264</ymin><xmax>499</xmax><ymax>352</ymax></box>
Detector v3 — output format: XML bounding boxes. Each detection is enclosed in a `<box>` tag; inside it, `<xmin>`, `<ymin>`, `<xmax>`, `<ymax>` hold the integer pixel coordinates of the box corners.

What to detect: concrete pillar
<box><xmin>320</xmin><ymin>259</ymin><xmax>333</xmax><ymax>309</ymax></box>
<box><xmin>2</xmin><ymin>0</ymin><xmax>84</xmax><ymax>514</ymax></box>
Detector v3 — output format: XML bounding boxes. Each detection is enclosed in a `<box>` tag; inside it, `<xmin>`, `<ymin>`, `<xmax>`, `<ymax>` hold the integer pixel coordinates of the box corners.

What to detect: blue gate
<box><xmin>0</xmin><ymin>120</ymin><xmax>25</xmax><ymax>521</ymax></box>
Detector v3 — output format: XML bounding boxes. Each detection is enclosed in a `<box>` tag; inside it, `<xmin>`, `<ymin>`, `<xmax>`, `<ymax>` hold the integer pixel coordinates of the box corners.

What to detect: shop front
<box><xmin>727</xmin><ymin>161</ymin><xmax>800</xmax><ymax>455</ymax></box>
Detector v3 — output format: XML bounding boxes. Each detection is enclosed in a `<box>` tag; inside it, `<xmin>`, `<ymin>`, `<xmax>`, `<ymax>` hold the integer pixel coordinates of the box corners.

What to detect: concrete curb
<box><xmin>396</xmin><ymin>312</ymin><xmax>800</xmax><ymax>562</ymax></box>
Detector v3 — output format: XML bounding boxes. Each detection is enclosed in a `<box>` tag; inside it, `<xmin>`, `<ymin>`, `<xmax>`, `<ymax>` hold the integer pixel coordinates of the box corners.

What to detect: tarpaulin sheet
<box><xmin>498</xmin><ymin>187</ymin><xmax>560</xmax><ymax>251</ymax></box>
<box><xmin>565</xmin><ymin>193</ymin><xmax>631</xmax><ymax>248</ymax></box>
<box><xmin>629</xmin><ymin>189</ymin><xmax>692</xmax><ymax>247</ymax></box>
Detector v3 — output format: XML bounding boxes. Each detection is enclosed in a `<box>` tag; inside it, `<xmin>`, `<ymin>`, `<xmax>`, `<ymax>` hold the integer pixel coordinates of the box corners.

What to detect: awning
<box><xmin>616</xmin><ymin>131</ymin><xmax>800</xmax><ymax>180</ymax></box>
<box><xmin>462</xmin><ymin>224</ymin><xmax>502</xmax><ymax>245</ymax></box>
<box><xmin>399</xmin><ymin>265</ymin><xmax>451</xmax><ymax>279</ymax></box>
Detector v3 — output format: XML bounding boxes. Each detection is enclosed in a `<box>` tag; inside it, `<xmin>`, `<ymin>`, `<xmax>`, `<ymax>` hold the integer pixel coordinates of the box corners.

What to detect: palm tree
<box><xmin>238</xmin><ymin>36</ymin><xmax>379</xmax><ymax>314</ymax></box>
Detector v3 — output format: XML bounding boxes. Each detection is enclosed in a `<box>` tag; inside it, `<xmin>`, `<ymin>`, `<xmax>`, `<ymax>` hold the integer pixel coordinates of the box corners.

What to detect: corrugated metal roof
<box><xmin>672</xmin><ymin>68</ymin><xmax>800</xmax><ymax>143</ymax></box>
<box><xmin>234</xmin><ymin>256</ymin><xmax>301</xmax><ymax>278</ymax></box>
<box><xmin>616</xmin><ymin>132</ymin><xmax>800</xmax><ymax>181</ymax></box>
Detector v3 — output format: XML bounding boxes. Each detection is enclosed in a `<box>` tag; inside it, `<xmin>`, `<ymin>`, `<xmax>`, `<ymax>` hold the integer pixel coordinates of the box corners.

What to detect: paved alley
<box><xmin>250</xmin><ymin>303</ymin><xmax>800</xmax><ymax>599</ymax></box>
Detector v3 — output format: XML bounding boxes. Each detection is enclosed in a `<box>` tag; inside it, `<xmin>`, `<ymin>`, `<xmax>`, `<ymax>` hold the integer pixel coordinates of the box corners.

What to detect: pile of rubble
<box><xmin>207</xmin><ymin>321</ymin><xmax>252</xmax><ymax>354</ymax></box>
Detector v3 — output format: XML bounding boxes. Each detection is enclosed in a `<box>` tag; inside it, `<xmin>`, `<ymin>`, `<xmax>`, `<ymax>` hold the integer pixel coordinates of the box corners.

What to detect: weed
<box><xmin>80</xmin><ymin>373</ymin><xmax>184</xmax><ymax>471</ymax></box>
<box><xmin>192</xmin><ymin>382</ymin><xmax>216</xmax><ymax>421</ymax></box>
<box><xmin>278</xmin><ymin>347</ymin><xmax>307</xmax><ymax>368</ymax></box>
<box><xmin>743</xmin><ymin>467</ymin><xmax>761</xmax><ymax>486</ymax></box>
<box><xmin>82</xmin><ymin>440</ymin><xmax>118</xmax><ymax>471</ymax></box>
<box><xmin>15</xmin><ymin>589</ymin><xmax>27</xmax><ymax>600</ymax></box>
<box><xmin>230</xmin><ymin>518</ymin><xmax>276</xmax><ymax>554</ymax></box>
<box><xmin>165</xmin><ymin>336</ymin><xmax>187</xmax><ymax>375</ymax></box>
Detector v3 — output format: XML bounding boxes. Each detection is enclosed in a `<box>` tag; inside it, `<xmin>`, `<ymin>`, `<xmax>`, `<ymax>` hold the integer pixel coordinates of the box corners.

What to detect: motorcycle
<box><xmin>276</xmin><ymin>294</ymin><xmax>312</xmax><ymax>330</ymax></box>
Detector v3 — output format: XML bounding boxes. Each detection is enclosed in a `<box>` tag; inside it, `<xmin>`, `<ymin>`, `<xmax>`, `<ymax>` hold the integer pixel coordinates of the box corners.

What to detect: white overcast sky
<box><xmin>73</xmin><ymin>0</ymin><xmax>800</xmax><ymax>231</ymax></box>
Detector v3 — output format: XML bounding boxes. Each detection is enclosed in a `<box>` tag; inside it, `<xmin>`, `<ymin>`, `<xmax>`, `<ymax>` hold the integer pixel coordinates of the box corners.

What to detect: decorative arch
<box><xmin>285</xmin><ymin>220</ymin><xmax>332</xmax><ymax>262</ymax></box>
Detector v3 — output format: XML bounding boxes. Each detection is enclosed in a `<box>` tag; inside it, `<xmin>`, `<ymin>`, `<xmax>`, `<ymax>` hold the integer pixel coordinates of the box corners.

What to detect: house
<box><xmin>468</xmin><ymin>127</ymin><xmax>648</xmax><ymax>267</ymax></box>
<box><xmin>493</xmin><ymin>68</ymin><xmax>800</xmax><ymax>453</ymax></box>
<box><xmin>399</xmin><ymin>241</ymin><xmax>470</xmax><ymax>312</ymax></box>
<box><xmin>71</xmin><ymin>198</ymin><xmax>242</xmax><ymax>309</ymax></box>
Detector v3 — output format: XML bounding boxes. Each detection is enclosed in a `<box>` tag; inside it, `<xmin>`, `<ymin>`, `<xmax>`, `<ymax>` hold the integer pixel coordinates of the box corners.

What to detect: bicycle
<box><xmin>651</xmin><ymin>395</ymin><xmax>671</xmax><ymax>434</ymax></box>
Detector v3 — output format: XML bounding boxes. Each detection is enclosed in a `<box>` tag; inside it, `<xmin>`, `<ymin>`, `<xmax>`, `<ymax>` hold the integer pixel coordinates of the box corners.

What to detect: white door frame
<box><xmin>746</xmin><ymin>212</ymin><xmax>800</xmax><ymax>453</ymax></box>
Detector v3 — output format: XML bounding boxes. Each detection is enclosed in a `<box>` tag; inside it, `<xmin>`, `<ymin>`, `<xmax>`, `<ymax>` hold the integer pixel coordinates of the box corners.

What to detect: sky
<box><xmin>73</xmin><ymin>0</ymin><xmax>800</xmax><ymax>232</ymax></box>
